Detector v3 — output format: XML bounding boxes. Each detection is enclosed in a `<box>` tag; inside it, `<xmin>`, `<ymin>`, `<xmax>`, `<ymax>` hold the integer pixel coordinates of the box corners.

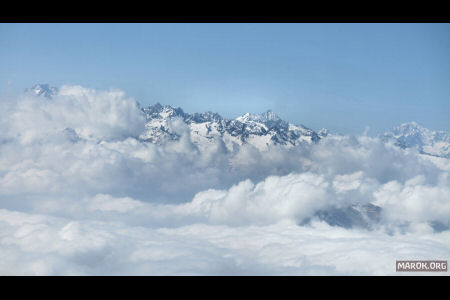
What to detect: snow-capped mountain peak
<box><xmin>25</xmin><ymin>84</ymin><xmax>58</xmax><ymax>98</ymax></box>
<box><xmin>236</xmin><ymin>110</ymin><xmax>282</xmax><ymax>124</ymax></box>
<box><xmin>318</xmin><ymin>128</ymin><xmax>330</xmax><ymax>138</ymax></box>
<box><xmin>140</xmin><ymin>103</ymin><xmax>321</xmax><ymax>152</ymax></box>
<box><xmin>142</xmin><ymin>102</ymin><xmax>185</xmax><ymax>120</ymax></box>
<box><xmin>390</xmin><ymin>121</ymin><xmax>428</xmax><ymax>137</ymax></box>
<box><xmin>23</xmin><ymin>84</ymin><xmax>449</xmax><ymax>159</ymax></box>
<box><xmin>382</xmin><ymin>121</ymin><xmax>450</xmax><ymax>158</ymax></box>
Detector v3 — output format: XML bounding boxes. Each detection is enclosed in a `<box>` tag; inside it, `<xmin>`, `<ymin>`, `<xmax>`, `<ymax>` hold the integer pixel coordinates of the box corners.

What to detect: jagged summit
<box><xmin>382</xmin><ymin>121</ymin><xmax>450</xmax><ymax>158</ymax></box>
<box><xmin>391</xmin><ymin>121</ymin><xmax>424</xmax><ymax>136</ymax></box>
<box><xmin>140</xmin><ymin>103</ymin><xmax>321</xmax><ymax>151</ymax></box>
<box><xmin>142</xmin><ymin>102</ymin><xmax>185</xmax><ymax>119</ymax></box>
<box><xmin>24</xmin><ymin>85</ymin><xmax>449</xmax><ymax>158</ymax></box>
<box><xmin>318</xmin><ymin>128</ymin><xmax>329</xmax><ymax>138</ymax></box>
<box><xmin>236</xmin><ymin>110</ymin><xmax>282</xmax><ymax>123</ymax></box>
<box><xmin>25</xmin><ymin>84</ymin><xmax>58</xmax><ymax>98</ymax></box>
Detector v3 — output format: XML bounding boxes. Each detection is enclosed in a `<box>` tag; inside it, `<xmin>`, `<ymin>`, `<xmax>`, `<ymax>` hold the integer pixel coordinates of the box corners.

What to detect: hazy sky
<box><xmin>1</xmin><ymin>23</ymin><xmax>449</xmax><ymax>134</ymax></box>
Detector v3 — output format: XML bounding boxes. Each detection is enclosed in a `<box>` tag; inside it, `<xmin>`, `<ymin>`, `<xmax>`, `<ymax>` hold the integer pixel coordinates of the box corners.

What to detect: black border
<box><xmin>2</xmin><ymin>1</ymin><xmax>449</xmax><ymax>23</ymax></box>
<box><xmin>1</xmin><ymin>3</ymin><xmax>448</xmax><ymax>286</ymax></box>
<box><xmin>2</xmin><ymin>275</ymin><xmax>447</xmax><ymax>297</ymax></box>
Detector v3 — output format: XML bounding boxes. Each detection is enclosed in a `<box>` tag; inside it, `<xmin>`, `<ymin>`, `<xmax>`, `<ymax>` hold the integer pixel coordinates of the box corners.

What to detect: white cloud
<box><xmin>0</xmin><ymin>85</ymin><xmax>449</xmax><ymax>275</ymax></box>
<box><xmin>4</xmin><ymin>85</ymin><xmax>145</xmax><ymax>145</ymax></box>
<box><xmin>180</xmin><ymin>173</ymin><xmax>331</xmax><ymax>226</ymax></box>
<box><xmin>1</xmin><ymin>209</ymin><xmax>449</xmax><ymax>275</ymax></box>
<box><xmin>86</xmin><ymin>194</ymin><xmax>145</xmax><ymax>213</ymax></box>
<box><xmin>333</xmin><ymin>171</ymin><xmax>364</xmax><ymax>193</ymax></box>
<box><xmin>374</xmin><ymin>174</ymin><xmax>450</xmax><ymax>226</ymax></box>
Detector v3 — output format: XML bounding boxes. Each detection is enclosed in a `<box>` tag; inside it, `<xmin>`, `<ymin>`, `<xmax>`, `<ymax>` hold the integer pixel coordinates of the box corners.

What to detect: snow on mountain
<box><xmin>382</xmin><ymin>121</ymin><xmax>450</xmax><ymax>158</ymax></box>
<box><xmin>24</xmin><ymin>84</ymin><xmax>449</xmax><ymax>159</ymax></box>
<box><xmin>19</xmin><ymin>85</ymin><xmax>450</xmax><ymax>231</ymax></box>
<box><xmin>317</xmin><ymin>128</ymin><xmax>330</xmax><ymax>138</ymax></box>
<box><xmin>25</xmin><ymin>84</ymin><xmax>58</xmax><ymax>98</ymax></box>
<box><xmin>140</xmin><ymin>103</ymin><xmax>321</xmax><ymax>152</ymax></box>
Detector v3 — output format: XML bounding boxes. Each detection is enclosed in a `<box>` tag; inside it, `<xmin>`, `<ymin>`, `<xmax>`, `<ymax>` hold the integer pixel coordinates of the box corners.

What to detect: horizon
<box><xmin>1</xmin><ymin>23</ymin><xmax>449</xmax><ymax>276</ymax></box>
<box><xmin>22</xmin><ymin>82</ymin><xmax>447</xmax><ymax>136</ymax></box>
<box><xmin>1</xmin><ymin>23</ymin><xmax>449</xmax><ymax>134</ymax></box>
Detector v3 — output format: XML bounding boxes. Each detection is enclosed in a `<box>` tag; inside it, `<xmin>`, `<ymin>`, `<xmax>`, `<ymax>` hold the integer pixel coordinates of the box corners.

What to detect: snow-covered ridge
<box><xmin>382</xmin><ymin>121</ymin><xmax>450</xmax><ymax>158</ymax></box>
<box><xmin>25</xmin><ymin>84</ymin><xmax>58</xmax><ymax>98</ymax></box>
<box><xmin>140</xmin><ymin>103</ymin><xmax>321</xmax><ymax>152</ymax></box>
<box><xmin>24</xmin><ymin>85</ymin><xmax>449</xmax><ymax>158</ymax></box>
<box><xmin>16</xmin><ymin>85</ymin><xmax>450</xmax><ymax>232</ymax></box>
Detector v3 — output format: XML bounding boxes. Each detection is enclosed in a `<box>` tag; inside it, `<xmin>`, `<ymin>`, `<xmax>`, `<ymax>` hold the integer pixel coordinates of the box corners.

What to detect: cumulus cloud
<box><xmin>0</xmin><ymin>85</ymin><xmax>449</xmax><ymax>275</ymax></box>
<box><xmin>180</xmin><ymin>173</ymin><xmax>331</xmax><ymax>226</ymax></box>
<box><xmin>1</xmin><ymin>208</ymin><xmax>449</xmax><ymax>275</ymax></box>
<box><xmin>374</xmin><ymin>174</ymin><xmax>450</xmax><ymax>227</ymax></box>
<box><xmin>4</xmin><ymin>85</ymin><xmax>145</xmax><ymax>144</ymax></box>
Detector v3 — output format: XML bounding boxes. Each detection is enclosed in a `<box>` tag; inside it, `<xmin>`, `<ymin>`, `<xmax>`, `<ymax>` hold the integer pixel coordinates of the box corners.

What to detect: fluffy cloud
<box><xmin>0</xmin><ymin>85</ymin><xmax>449</xmax><ymax>275</ymax></box>
<box><xmin>374</xmin><ymin>174</ymin><xmax>450</xmax><ymax>226</ymax></box>
<box><xmin>180</xmin><ymin>173</ymin><xmax>331</xmax><ymax>226</ymax></box>
<box><xmin>4</xmin><ymin>85</ymin><xmax>145</xmax><ymax>144</ymax></box>
<box><xmin>1</xmin><ymin>208</ymin><xmax>449</xmax><ymax>275</ymax></box>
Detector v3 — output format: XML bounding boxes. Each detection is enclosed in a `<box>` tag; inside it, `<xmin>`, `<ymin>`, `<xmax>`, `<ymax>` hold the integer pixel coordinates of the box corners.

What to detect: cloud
<box><xmin>374</xmin><ymin>174</ymin><xmax>450</xmax><ymax>227</ymax></box>
<box><xmin>180</xmin><ymin>173</ymin><xmax>331</xmax><ymax>226</ymax></box>
<box><xmin>4</xmin><ymin>85</ymin><xmax>145</xmax><ymax>144</ymax></box>
<box><xmin>86</xmin><ymin>194</ymin><xmax>145</xmax><ymax>213</ymax></box>
<box><xmin>1</xmin><ymin>208</ymin><xmax>449</xmax><ymax>275</ymax></box>
<box><xmin>0</xmin><ymin>85</ymin><xmax>449</xmax><ymax>275</ymax></box>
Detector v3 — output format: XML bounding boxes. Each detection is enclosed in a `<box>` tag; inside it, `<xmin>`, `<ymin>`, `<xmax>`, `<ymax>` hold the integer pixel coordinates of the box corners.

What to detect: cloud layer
<box><xmin>0</xmin><ymin>85</ymin><xmax>449</xmax><ymax>275</ymax></box>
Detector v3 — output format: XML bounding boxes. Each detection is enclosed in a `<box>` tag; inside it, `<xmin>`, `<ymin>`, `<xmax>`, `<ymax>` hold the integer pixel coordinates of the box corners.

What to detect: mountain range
<box><xmin>24</xmin><ymin>84</ymin><xmax>450</xmax><ymax>230</ymax></box>
<box><xmin>141</xmin><ymin>100</ymin><xmax>450</xmax><ymax>159</ymax></box>
<box><xmin>381</xmin><ymin>121</ymin><xmax>450</xmax><ymax>158</ymax></box>
<box><xmin>26</xmin><ymin>84</ymin><xmax>450</xmax><ymax>158</ymax></box>
<box><xmin>140</xmin><ymin>102</ymin><xmax>324</xmax><ymax>152</ymax></box>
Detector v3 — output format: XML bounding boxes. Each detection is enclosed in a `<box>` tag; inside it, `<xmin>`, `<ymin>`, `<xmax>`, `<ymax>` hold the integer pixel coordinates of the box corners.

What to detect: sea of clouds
<box><xmin>0</xmin><ymin>85</ymin><xmax>449</xmax><ymax>275</ymax></box>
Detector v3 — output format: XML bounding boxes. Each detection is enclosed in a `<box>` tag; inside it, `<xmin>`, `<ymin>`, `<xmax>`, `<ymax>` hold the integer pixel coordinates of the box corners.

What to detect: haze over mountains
<box><xmin>142</xmin><ymin>101</ymin><xmax>450</xmax><ymax>159</ymax></box>
<box><xmin>19</xmin><ymin>84</ymin><xmax>450</xmax><ymax>231</ymax></box>
<box><xmin>1</xmin><ymin>84</ymin><xmax>447</xmax><ymax>275</ymax></box>
<box><xmin>141</xmin><ymin>103</ymin><xmax>323</xmax><ymax>152</ymax></box>
<box><xmin>382</xmin><ymin>122</ymin><xmax>450</xmax><ymax>158</ymax></box>
<box><xmin>26</xmin><ymin>84</ymin><xmax>450</xmax><ymax>158</ymax></box>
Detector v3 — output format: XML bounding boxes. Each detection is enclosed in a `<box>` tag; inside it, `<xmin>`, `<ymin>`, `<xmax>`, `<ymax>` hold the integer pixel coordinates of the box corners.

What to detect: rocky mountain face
<box><xmin>140</xmin><ymin>103</ymin><xmax>323</xmax><ymax>152</ymax></box>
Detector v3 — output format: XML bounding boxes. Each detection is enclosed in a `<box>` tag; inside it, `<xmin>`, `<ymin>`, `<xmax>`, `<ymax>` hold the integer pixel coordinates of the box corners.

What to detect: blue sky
<box><xmin>1</xmin><ymin>23</ymin><xmax>449</xmax><ymax>134</ymax></box>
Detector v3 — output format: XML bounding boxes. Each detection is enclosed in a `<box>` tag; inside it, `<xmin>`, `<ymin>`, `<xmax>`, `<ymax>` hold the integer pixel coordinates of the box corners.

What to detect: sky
<box><xmin>1</xmin><ymin>33</ymin><xmax>450</xmax><ymax>275</ymax></box>
<box><xmin>0</xmin><ymin>23</ymin><xmax>449</xmax><ymax>134</ymax></box>
<box><xmin>1</xmin><ymin>83</ymin><xmax>450</xmax><ymax>275</ymax></box>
